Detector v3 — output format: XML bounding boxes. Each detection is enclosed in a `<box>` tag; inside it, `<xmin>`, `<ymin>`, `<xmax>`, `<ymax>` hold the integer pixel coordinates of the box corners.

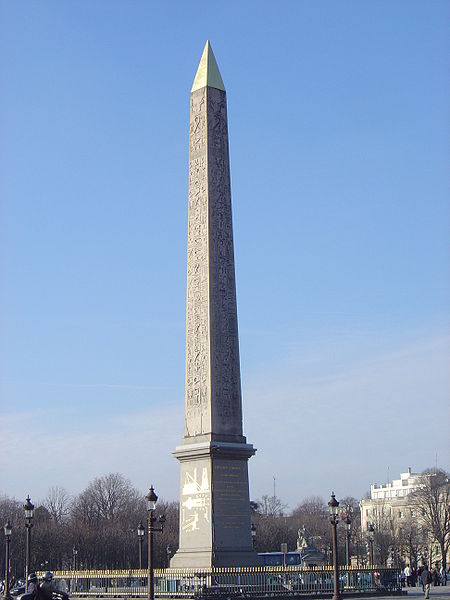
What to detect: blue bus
<box><xmin>258</xmin><ymin>552</ymin><xmax>302</xmax><ymax>566</ymax></box>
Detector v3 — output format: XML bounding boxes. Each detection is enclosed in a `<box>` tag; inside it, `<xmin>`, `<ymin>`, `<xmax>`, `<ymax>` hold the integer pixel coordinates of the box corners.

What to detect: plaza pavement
<box><xmin>392</xmin><ymin>585</ymin><xmax>450</xmax><ymax>600</ymax></box>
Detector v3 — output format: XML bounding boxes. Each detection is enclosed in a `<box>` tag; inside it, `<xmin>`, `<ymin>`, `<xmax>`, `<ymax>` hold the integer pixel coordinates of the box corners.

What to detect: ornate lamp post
<box><xmin>23</xmin><ymin>496</ymin><xmax>34</xmax><ymax>591</ymax></box>
<box><xmin>368</xmin><ymin>522</ymin><xmax>375</xmax><ymax>567</ymax></box>
<box><xmin>345</xmin><ymin>514</ymin><xmax>352</xmax><ymax>567</ymax></box>
<box><xmin>137</xmin><ymin>522</ymin><xmax>145</xmax><ymax>569</ymax></box>
<box><xmin>72</xmin><ymin>547</ymin><xmax>78</xmax><ymax>593</ymax></box>
<box><xmin>146</xmin><ymin>486</ymin><xmax>166</xmax><ymax>600</ymax></box>
<box><xmin>3</xmin><ymin>521</ymin><xmax>12</xmax><ymax>599</ymax></box>
<box><xmin>328</xmin><ymin>492</ymin><xmax>342</xmax><ymax>600</ymax></box>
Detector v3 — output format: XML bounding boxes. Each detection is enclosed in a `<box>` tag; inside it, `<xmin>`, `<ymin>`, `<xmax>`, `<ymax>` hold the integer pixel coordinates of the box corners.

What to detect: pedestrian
<box><xmin>421</xmin><ymin>565</ymin><xmax>433</xmax><ymax>599</ymax></box>
<box><xmin>418</xmin><ymin>565</ymin><xmax>424</xmax><ymax>589</ymax></box>
<box><xmin>404</xmin><ymin>565</ymin><xmax>412</xmax><ymax>587</ymax></box>
<box><xmin>400</xmin><ymin>568</ymin><xmax>406</xmax><ymax>588</ymax></box>
<box><xmin>432</xmin><ymin>566</ymin><xmax>440</xmax><ymax>586</ymax></box>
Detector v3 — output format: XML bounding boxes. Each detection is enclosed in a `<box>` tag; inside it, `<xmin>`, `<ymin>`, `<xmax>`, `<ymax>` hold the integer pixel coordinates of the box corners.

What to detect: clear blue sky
<box><xmin>1</xmin><ymin>0</ymin><xmax>449</xmax><ymax>509</ymax></box>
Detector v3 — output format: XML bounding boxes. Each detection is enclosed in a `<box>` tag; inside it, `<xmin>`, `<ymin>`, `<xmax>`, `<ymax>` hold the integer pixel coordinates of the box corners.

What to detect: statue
<box><xmin>296</xmin><ymin>526</ymin><xmax>326</xmax><ymax>566</ymax></box>
<box><xmin>297</xmin><ymin>526</ymin><xmax>312</xmax><ymax>551</ymax></box>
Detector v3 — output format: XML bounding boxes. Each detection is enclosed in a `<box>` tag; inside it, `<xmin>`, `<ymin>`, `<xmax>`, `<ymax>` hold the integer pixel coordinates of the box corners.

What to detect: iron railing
<box><xmin>41</xmin><ymin>566</ymin><xmax>401</xmax><ymax>598</ymax></box>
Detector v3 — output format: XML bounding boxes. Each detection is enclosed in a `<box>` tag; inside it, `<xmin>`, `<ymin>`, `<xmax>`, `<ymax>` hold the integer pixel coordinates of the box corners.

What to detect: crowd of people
<box><xmin>399</xmin><ymin>563</ymin><xmax>448</xmax><ymax>597</ymax></box>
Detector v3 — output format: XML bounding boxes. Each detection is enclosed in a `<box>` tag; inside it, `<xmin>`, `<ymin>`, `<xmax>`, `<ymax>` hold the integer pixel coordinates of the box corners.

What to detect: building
<box><xmin>360</xmin><ymin>468</ymin><xmax>449</xmax><ymax>568</ymax></box>
<box><xmin>360</xmin><ymin>467</ymin><xmax>421</xmax><ymax>531</ymax></box>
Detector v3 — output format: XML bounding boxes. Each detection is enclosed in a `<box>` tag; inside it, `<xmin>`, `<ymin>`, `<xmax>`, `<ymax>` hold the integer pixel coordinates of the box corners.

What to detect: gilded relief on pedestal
<box><xmin>181</xmin><ymin>467</ymin><xmax>210</xmax><ymax>533</ymax></box>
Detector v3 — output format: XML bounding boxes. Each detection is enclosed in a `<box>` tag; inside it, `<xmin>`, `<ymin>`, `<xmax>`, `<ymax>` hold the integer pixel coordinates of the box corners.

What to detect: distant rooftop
<box><xmin>371</xmin><ymin>468</ymin><xmax>421</xmax><ymax>500</ymax></box>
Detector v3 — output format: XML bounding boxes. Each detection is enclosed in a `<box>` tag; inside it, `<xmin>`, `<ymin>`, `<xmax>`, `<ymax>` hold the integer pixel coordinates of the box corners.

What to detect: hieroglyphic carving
<box><xmin>207</xmin><ymin>88</ymin><xmax>242</xmax><ymax>434</ymax></box>
<box><xmin>185</xmin><ymin>88</ymin><xmax>210</xmax><ymax>435</ymax></box>
<box><xmin>185</xmin><ymin>86</ymin><xmax>242</xmax><ymax>439</ymax></box>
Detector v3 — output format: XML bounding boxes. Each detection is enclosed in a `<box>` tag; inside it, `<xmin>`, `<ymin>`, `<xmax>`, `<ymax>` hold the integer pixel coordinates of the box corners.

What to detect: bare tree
<box><xmin>257</xmin><ymin>494</ymin><xmax>288</xmax><ymax>518</ymax></box>
<box><xmin>43</xmin><ymin>486</ymin><xmax>72</xmax><ymax>525</ymax></box>
<box><xmin>409</xmin><ymin>468</ymin><xmax>450</xmax><ymax>569</ymax></box>
<box><xmin>251</xmin><ymin>494</ymin><xmax>296</xmax><ymax>552</ymax></box>
<box><xmin>86</xmin><ymin>473</ymin><xmax>140</xmax><ymax>522</ymax></box>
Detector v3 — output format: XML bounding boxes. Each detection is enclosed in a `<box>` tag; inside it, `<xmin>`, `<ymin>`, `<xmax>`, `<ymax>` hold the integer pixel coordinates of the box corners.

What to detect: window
<box><xmin>399</xmin><ymin>511</ymin><xmax>404</xmax><ymax>518</ymax></box>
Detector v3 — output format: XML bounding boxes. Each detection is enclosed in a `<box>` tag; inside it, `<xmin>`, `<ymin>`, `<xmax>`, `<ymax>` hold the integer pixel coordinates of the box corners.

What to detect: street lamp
<box><xmin>72</xmin><ymin>547</ymin><xmax>78</xmax><ymax>593</ymax></box>
<box><xmin>146</xmin><ymin>486</ymin><xmax>166</xmax><ymax>600</ymax></box>
<box><xmin>137</xmin><ymin>522</ymin><xmax>145</xmax><ymax>569</ymax></box>
<box><xmin>368</xmin><ymin>522</ymin><xmax>375</xmax><ymax>567</ymax></box>
<box><xmin>345</xmin><ymin>514</ymin><xmax>352</xmax><ymax>567</ymax></box>
<box><xmin>3</xmin><ymin>521</ymin><xmax>12</xmax><ymax>599</ymax></box>
<box><xmin>251</xmin><ymin>523</ymin><xmax>256</xmax><ymax>548</ymax></box>
<box><xmin>23</xmin><ymin>495</ymin><xmax>34</xmax><ymax>591</ymax></box>
<box><xmin>328</xmin><ymin>492</ymin><xmax>341</xmax><ymax>600</ymax></box>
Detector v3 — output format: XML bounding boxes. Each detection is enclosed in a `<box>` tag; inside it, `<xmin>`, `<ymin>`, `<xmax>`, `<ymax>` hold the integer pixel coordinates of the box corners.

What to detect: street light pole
<box><xmin>137</xmin><ymin>522</ymin><xmax>145</xmax><ymax>569</ymax></box>
<box><xmin>23</xmin><ymin>496</ymin><xmax>34</xmax><ymax>592</ymax></box>
<box><xmin>345</xmin><ymin>514</ymin><xmax>352</xmax><ymax>567</ymax></box>
<box><xmin>72</xmin><ymin>547</ymin><xmax>78</xmax><ymax>593</ymax></box>
<box><xmin>368</xmin><ymin>523</ymin><xmax>375</xmax><ymax>567</ymax></box>
<box><xmin>251</xmin><ymin>523</ymin><xmax>256</xmax><ymax>549</ymax></box>
<box><xmin>328</xmin><ymin>492</ymin><xmax>342</xmax><ymax>600</ymax></box>
<box><xmin>146</xmin><ymin>486</ymin><xmax>166</xmax><ymax>600</ymax></box>
<box><xmin>3</xmin><ymin>521</ymin><xmax>12</xmax><ymax>600</ymax></box>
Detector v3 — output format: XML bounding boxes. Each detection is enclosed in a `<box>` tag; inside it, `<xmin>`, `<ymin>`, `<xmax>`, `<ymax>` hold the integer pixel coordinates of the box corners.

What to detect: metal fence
<box><xmin>42</xmin><ymin>566</ymin><xmax>401</xmax><ymax>598</ymax></box>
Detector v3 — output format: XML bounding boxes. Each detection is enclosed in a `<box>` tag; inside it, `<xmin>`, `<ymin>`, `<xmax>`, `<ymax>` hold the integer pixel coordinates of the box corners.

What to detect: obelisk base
<box><xmin>170</xmin><ymin>441</ymin><xmax>261</xmax><ymax>568</ymax></box>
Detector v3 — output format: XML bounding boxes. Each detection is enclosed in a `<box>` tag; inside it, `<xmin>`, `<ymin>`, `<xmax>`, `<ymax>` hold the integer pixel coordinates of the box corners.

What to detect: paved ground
<box><xmin>371</xmin><ymin>586</ymin><xmax>450</xmax><ymax>600</ymax></box>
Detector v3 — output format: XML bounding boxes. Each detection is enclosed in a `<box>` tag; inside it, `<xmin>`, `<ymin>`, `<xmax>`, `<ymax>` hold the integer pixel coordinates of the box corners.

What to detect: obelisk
<box><xmin>170</xmin><ymin>41</ymin><xmax>260</xmax><ymax>568</ymax></box>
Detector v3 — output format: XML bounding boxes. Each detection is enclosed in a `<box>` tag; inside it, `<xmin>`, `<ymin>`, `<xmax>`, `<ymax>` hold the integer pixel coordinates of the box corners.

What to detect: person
<box><xmin>411</xmin><ymin>566</ymin><xmax>417</xmax><ymax>587</ymax></box>
<box><xmin>400</xmin><ymin>569</ymin><xmax>406</xmax><ymax>587</ymax></box>
<box><xmin>21</xmin><ymin>573</ymin><xmax>42</xmax><ymax>600</ymax></box>
<box><xmin>40</xmin><ymin>571</ymin><xmax>69</xmax><ymax>600</ymax></box>
<box><xmin>418</xmin><ymin>565</ymin><xmax>424</xmax><ymax>589</ymax></box>
<box><xmin>432</xmin><ymin>566</ymin><xmax>440</xmax><ymax>586</ymax></box>
<box><xmin>40</xmin><ymin>572</ymin><xmax>55</xmax><ymax>600</ymax></box>
<box><xmin>421</xmin><ymin>565</ymin><xmax>433</xmax><ymax>599</ymax></box>
<box><xmin>404</xmin><ymin>564</ymin><xmax>412</xmax><ymax>587</ymax></box>
<box><xmin>440</xmin><ymin>566</ymin><xmax>447</xmax><ymax>586</ymax></box>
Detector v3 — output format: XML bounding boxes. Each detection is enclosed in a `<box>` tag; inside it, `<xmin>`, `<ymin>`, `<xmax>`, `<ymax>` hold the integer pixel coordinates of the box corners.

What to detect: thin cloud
<box><xmin>2</xmin><ymin>331</ymin><xmax>448</xmax><ymax>510</ymax></box>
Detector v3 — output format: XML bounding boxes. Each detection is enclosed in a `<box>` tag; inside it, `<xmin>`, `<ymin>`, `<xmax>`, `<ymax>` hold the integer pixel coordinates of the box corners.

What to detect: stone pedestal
<box><xmin>170</xmin><ymin>442</ymin><xmax>259</xmax><ymax>568</ymax></box>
